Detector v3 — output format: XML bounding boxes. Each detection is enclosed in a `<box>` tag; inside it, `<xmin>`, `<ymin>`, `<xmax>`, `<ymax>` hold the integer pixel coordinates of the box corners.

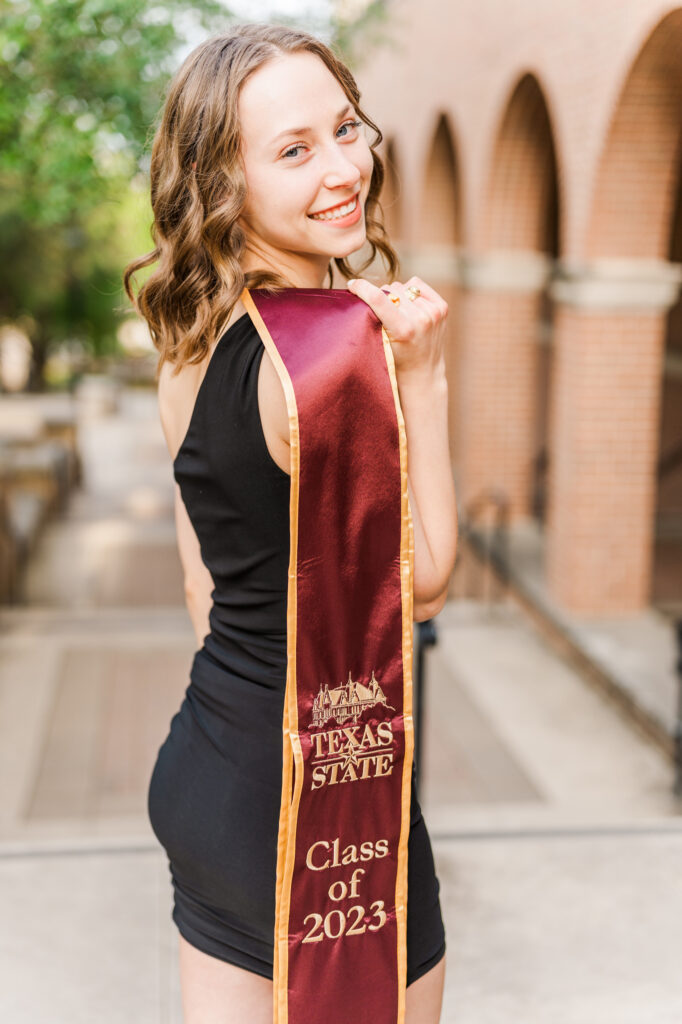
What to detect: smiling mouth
<box><xmin>308</xmin><ymin>191</ymin><xmax>361</xmax><ymax>221</ymax></box>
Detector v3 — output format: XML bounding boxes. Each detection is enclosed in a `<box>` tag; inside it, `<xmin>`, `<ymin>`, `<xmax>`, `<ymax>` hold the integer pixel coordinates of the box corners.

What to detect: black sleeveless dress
<box><xmin>147</xmin><ymin>311</ymin><xmax>446</xmax><ymax>987</ymax></box>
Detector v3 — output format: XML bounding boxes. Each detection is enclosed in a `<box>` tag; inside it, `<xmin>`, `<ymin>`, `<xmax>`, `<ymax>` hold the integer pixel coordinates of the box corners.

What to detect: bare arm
<box><xmin>345</xmin><ymin>275</ymin><xmax>459</xmax><ymax>621</ymax></box>
<box><xmin>401</xmin><ymin>370</ymin><xmax>458</xmax><ymax>621</ymax></box>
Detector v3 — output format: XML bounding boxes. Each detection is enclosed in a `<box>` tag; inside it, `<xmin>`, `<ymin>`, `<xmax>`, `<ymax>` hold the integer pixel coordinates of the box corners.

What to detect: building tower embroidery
<box><xmin>311</xmin><ymin>670</ymin><xmax>393</xmax><ymax>727</ymax></box>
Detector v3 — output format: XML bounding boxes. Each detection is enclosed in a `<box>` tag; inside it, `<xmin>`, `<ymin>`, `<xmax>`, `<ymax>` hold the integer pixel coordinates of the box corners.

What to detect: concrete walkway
<box><xmin>470</xmin><ymin>516</ymin><xmax>681</xmax><ymax>755</ymax></box>
<box><xmin>1</xmin><ymin>385</ymin><xmax>681</xmax><ymax>1023</ymax></box>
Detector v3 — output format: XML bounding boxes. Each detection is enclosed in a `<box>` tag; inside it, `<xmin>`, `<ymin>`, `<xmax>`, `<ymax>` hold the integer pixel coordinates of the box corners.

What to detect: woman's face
<box><xmin>237</xmin><ymin>51</ymin><xmax>375</xmax><ymax>286</ymax></box>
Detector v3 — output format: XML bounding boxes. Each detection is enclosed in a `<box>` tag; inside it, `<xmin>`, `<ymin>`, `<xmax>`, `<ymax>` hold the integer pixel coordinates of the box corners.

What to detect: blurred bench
<box><xmin>0</xmin><ymin>400</ymin><xmax>82</xmax><ymax>603</ymax></box>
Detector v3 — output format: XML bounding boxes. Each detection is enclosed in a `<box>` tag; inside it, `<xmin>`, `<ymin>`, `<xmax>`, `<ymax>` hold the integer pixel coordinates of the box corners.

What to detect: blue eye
<box><xmin>282</xmin><ymin>119</ymin><xmax>363</xmax><ymax>160</ymax></box>
<box><xmin>337</xmin><ymin>118</ymin><xmax>363</xmax><ymax>138</ymax></box>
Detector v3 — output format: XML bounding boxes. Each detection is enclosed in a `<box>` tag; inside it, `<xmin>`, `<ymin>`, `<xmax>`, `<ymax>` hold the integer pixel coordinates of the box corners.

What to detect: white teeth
<box><xmin>310</xmin><ymin>195</ymin><xmax>358</xmax><ymax>221</ymax></box>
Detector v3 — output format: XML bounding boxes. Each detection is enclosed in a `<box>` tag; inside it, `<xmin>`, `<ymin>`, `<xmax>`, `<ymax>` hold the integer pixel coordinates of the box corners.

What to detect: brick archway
<box><xmin>654</xmin><ymin>156</ymin><xmax>682</xmax><ymax>615</ymax></box>
<box><xmin>405</xmin><ymin>112</ymin><xmax>462</xmax><ymax>464</ymax></box>
<box><xmin>547</xmin><ymin>10</ymin><xmax>682</xmax><ymax>614</ymax></box>
<box><xmin>458</xmin><ymin>73</ymin><xmax>560</xmax><ymax>531</ymax></box>
<box><xmin>381</xmin><ymin>136</ymin><xmax>403</xmax><ymax>246</ymax></box>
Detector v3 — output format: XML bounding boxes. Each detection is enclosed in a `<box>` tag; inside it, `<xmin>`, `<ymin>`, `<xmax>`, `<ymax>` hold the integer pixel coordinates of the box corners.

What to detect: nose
<box><xmin>320</xmin><ymin>139</ymin><xmax>362</xmax><ymax>190</ymax></box>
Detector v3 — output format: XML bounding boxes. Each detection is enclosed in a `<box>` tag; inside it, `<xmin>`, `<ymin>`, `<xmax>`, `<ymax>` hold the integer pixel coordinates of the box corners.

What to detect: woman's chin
<box><xmin>323</xmin><ymin>229</ymin><xmax>367</xmax><ymax>258</ymax></box>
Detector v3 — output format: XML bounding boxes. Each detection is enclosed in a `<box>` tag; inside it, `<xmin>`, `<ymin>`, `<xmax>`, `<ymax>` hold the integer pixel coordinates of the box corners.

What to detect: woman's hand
<box><xmin>346</xmin><ymin>275</ymin><xmax>448</xmax><ymax>383</ymax></box>
<box><xmin>348</xmin><ymin>274</ymin><xmax>458</xmax><ymax>607</ymax></box>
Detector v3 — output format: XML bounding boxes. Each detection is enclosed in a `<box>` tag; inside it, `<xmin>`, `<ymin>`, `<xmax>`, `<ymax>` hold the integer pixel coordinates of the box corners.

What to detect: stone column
<box><xmin>546</xmin><ymin>258</ymin><xmax>682</xmax><ymax>614</ymax></box>
<box><xmin>401</xmin><ymin>242</ymin><xmax>461</xmax><ymax>464</ymax></box>
<box><xmin>455</xmin><ymin>248</ymin><xmax>553</xmax><ymax>519</ymax></box>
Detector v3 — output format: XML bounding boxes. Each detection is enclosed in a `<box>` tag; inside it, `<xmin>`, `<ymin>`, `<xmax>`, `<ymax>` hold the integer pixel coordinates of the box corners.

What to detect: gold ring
<box><xmin>405</xmin><ymin>286</ymin><xmax>421</xmax><ymax>301</ymax></box>
<box><xmin>388</xmin><ymin>292</ymin><xmax>400</xmax><ymax>305</ymax></box>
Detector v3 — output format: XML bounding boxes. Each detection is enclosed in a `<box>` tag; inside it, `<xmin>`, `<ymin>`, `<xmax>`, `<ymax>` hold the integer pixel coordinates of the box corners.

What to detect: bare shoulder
<box><xmin>157</xmin><ymin>355</ymin><xmax>199</xmax><ymax>463</ymax></box>
<box><xmin>156</xmin><ymin>298</ymin><xmax>290</xmax><ymax>473</ymax></box>
<box><xmin>157</xmin><ymin>299</ymin><xmax>250</xmax><ymax>463</ymax></box>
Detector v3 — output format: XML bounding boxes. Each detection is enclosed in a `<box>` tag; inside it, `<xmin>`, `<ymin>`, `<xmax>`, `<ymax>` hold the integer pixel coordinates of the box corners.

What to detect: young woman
<box><xmin>124</xmin><ymin>22</ymin><xmax>457</xmax><ymax>1024</ymax></box>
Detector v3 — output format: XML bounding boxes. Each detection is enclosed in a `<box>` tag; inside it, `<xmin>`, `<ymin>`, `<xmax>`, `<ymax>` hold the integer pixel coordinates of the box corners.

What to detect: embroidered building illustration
<box><xmin>311</xmin><ymin>670</ymin><xmax>392</xmax><ymax>727</ymax></box>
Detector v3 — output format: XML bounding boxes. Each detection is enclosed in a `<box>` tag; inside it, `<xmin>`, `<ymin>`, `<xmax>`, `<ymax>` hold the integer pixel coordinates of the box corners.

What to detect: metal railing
<box><xmin>460</xmin><ymin>487</ymin><xmax>511</xmax><ymax>607</ymax></box>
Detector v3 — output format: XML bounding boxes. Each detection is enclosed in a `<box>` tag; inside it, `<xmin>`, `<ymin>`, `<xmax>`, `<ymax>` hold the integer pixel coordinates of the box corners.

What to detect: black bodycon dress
<box><xmin>147</xmin><ymin>311</ymin><xmax>447</xmax><ymax>988</ymax></box>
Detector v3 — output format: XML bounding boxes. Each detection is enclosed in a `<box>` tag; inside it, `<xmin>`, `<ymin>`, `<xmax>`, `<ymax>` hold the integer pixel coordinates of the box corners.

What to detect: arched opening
<box><xmin>555</xmin><ymin>8</ymin><xmax>682</xmax><ymax>613</ymax></box>
<box><xmin>381</xmin><ymin>137</ymin><xmax>403</xmax><ymax>245</ymax></box>
<box><xmin>463</xmin><ymin>73</ymin><xmax>560</xmax><ymax>528</ymax></box>
<box><xmin>653</xmin><ymin>148</ymin><xmax>682</xmax><ymax>616</ymax></box>
<box><xmin>417</xmin><ymin>113</ymin><xmax>462</xmax><ymax>463</ymax></box>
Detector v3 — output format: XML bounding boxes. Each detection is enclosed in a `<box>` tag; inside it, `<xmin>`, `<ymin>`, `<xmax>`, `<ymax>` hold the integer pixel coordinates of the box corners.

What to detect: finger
<box><xmin>383</xmin><ymin>280</ymin><xmax>439</xmax><ymax>327</ymax></box>
<box><xmin>380</xmin><ymin>280</ymin><xmax>438</xmax><ymax>333</ymax></box>
<box><xmin>382</xmin><ymin>280</ymin><xmax>436</xmax><ymax>327</ymax></box>
<box><xmin>404</xmin><ymin>276</ymin><xmax>448</xmax><ymax>317</ymax></box>
<box><xmin>347</xmin><ymin>277</ymin><xmax>414</xmax><ymax>340</ymax></box>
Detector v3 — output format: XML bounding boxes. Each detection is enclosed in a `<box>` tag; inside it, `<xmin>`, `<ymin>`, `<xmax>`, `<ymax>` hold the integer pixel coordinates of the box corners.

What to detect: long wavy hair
<box><xmin>122</xmin><ymin>22</ymin><xmax>400</xmax><ymax>378</ymax></box>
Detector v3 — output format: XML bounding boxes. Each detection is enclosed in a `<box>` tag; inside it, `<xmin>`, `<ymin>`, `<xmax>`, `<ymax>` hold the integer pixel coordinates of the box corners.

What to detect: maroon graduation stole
<box><xmin>240</xmin><ymin>285</ymin><xmax>415</xmax><ymax>1024</ymax></box>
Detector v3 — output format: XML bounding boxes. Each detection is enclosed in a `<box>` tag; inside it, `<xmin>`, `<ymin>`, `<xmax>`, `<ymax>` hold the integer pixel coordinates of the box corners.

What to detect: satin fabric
<box><xmin>241</xmin><ymin>286</ymin><xmax>415</xmax><ymax>1024</ymax></box>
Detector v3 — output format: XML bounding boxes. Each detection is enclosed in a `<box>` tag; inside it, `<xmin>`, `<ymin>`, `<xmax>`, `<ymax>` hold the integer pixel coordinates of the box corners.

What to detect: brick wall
<box><xmin>357</xmin><ymin>0</ymin><xmax>682</xmax><ymax>614</ymax></box>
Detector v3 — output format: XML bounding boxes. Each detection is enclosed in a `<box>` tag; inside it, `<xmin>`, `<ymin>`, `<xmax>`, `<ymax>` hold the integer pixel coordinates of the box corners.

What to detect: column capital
<box><xmin>400</xmin><ymin>245</ymin><xmax>553</xmax><ymax>292</ymax></box>
<box><xmin>457</xmin><ymin>249</ymin><xmax>553</xmax><ymax>292</ymax></box>
<box><xmin>399</xmin><ymin>243</ymin><xmax>460</xmax><ymax>283</ymax></box>
<box><xmin>549</xmin><ymin>257</ymin><xmax>682</xmax><ymax>312</ymax></box>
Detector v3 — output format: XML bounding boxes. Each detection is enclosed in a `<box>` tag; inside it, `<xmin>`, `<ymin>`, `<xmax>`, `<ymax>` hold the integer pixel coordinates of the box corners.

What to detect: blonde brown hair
<box><xmin>122</xmin><ymin>22</ymin><xmax>400</xmax><ymax>378</ymax></box>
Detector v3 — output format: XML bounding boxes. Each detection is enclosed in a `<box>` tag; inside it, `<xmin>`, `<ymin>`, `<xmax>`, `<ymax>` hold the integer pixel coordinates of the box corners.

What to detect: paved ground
<box><xmin>1</xmin><ymin>385</ymin><xmax>681</xmax><ymax>1023</ymax></box>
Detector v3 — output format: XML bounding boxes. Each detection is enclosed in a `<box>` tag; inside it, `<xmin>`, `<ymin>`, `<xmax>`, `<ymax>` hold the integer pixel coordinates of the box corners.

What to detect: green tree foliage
<box><xmin>0</xmin><ymin>0</ymin><xmax>392</xmax><ymax>388</ymax></box>
<box><xmin>0</xmin><ymin>0</ymin><xmax>227</xmax><ymax>387</ymax></box>
<box><xmin>328</xmin><ymin>1</ymin><xmax>397</xmax><ymax>73</ymax></box>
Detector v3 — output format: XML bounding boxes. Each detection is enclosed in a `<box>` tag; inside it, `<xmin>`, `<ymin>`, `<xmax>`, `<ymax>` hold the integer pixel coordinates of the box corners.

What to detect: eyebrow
<box><xmin>270</xmin><ymin>104</ymin><xmax>354</xmax><ymax>146</ymax></box>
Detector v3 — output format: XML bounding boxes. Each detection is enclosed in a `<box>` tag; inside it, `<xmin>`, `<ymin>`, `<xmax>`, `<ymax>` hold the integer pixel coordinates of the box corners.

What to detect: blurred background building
<box><xmin>357</xmin><ymin>0</ymin><xmax>682</xmax><ymax>622</ymax></box>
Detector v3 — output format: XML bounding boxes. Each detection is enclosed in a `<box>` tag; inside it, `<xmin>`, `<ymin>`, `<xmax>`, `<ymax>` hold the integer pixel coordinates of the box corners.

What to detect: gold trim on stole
<box><xmin>241</xmin><ymin>286</ymin><xmax>303</xmax><ymax>1024</ymax></box>
<box><xmin>381</xmin><ymin>324</ymin><xmax>415</xmax><ymax>1024</ymax></box>
<box><xmin>239</xmin><ymin>288</ymin><xmax>415</xmax><ymax>1024</ymax></box>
